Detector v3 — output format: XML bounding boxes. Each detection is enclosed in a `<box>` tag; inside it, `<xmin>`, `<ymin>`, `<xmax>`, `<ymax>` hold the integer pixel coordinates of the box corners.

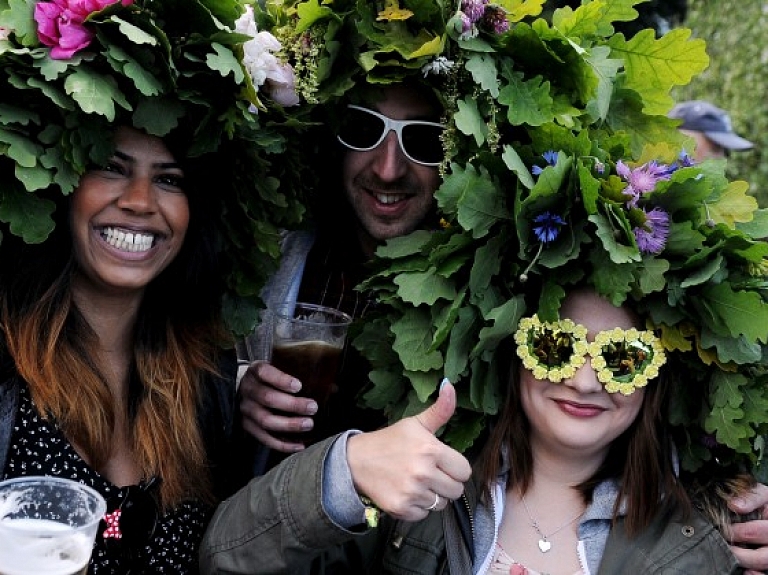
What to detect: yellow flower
<box><xmin>377</xmin><ymin>0</ymin><xmax>413</xmax><ymax>21</ymax></box>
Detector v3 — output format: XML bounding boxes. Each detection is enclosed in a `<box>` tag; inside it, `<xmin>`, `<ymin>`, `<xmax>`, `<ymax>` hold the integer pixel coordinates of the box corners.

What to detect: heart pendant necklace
<box><xmin>521</xmin><ymin>495</ymin><xmax>583</xmax><ymax>553</ymax></box>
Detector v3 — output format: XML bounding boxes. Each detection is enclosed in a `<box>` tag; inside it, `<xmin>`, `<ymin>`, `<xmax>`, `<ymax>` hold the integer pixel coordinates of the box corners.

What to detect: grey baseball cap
<box><xmin>669</xmin><ymin>100</ymin><xmax>754</xmax><ymax>151</ymax></box>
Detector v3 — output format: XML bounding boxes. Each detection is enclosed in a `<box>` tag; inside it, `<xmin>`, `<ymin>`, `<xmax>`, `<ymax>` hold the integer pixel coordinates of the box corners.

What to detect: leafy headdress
<box><xmin>265</xmin><ymin>0</ymin><xmax>768</xmax><ymax>476</ymax></box>
<box><xmin>0</xmin><ymin>0</ymin><xmax>310</xmax><ymax>334</ymax></box>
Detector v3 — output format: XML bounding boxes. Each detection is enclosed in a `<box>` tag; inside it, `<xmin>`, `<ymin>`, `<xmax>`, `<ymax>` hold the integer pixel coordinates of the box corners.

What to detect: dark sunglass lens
<box><xmin>338</xmin><ymin>109</ymin><xmax>385</xmax><ymax>149</ymax></box>
<box><xmin>401</xmin><ymin>124</ymin><xmax>443</xmax><ymax>164</ymax></box>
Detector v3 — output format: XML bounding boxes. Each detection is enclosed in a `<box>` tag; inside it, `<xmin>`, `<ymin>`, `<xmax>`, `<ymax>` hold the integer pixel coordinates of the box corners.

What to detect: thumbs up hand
<box><xmin>346</xmin><ymin>380</ymin><xmax>472</xmax><ymax>521</ymax></box>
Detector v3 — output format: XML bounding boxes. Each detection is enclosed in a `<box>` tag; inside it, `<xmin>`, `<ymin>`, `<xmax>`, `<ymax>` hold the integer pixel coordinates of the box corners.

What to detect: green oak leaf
<box><xmin>405</xmin><ymin>369</ymin><xmax>442</xmax><ymax>403</ymax></box>
<box><xmin>589</xmin><ymin>213</ymin><xmax>640</xmax><ymax>264</ymax></box>
<box><xmin>394</xmin><ymin>267</ymin><xmax>456</xmax><ymax>306</ymax></box>
<box><xmin>465</xmin><ymin>53</ymin><xmax>499</xmax><ymax>98</ymax></box>
<box><xmin>207</xmin><ymin>43</ymin><xmax>244</xmax><ymax>83</ymax></box>
<box><xmin>65</xmin><ymin>68</ymin><xmax>130</xmax><ymax>120</ymax></box>
<box><xmin>442</xmin><ymin>412</ymin><xmax>486</xmax><ymax>453</ymax></box>
<box><xmin>607</xmin><ymin>28</ymin><xmax>708</xmax><ymax>115</ymax></box>
<box><xmin>469</xmin><ymin>234</ymin><xmax>504</xmax><ymax>298</ymax></box>
<box><xmin>2</xmin><ymin>0</ymin><xmax>36</xmax><ymax>45</ymax></box>
<box><xmin>473</xmin><ymin>296</ymin><xmax>525</xmax><ymax>361</ymax></box>
<box><xmin>133</xmin><ymin>98</ymin><xmax>185</xmax><ymax>136</ymax></box>
<box><xmin>707</xmin><ymin>180</ymin><xmax>759</xmax><ymax>227</ymax></box>
<box><xmin>700</xmin><ymin>283</ymin><xmax>768</xmax><ymax>343</ymax></box>
<box><xmin>431</xmin><ymin>288</ymin><xmax>467</xmax><ymax>351</ymax></box>
<box><xmin>0</xmin><ymin>187</ymin><xmax>56</xmax><ymax>243</ymax></box>
<box><xmin>0</xmin><ymin>129</ymin><xmax>40</xmax><ymax>168</ymax></box>
<box><xmin>634</xmin><ymin>256</ymin><xmax>669</xmax><ymax>296</ymax></box>
<box><xmin>377</xmin><ymin>230</ymin><xmax>434</xmax><ymax>258</ymax></box>
<box><xmin>391</xmin><ymin>309</ymin><xmax>444</xmax><ymax>372</ymax></box>
<box><xmin>454</xmin><ymin>97</ymin><xmax>487</xmax><ymax>146</ymax></box>
<box><xmin>438</xmin><ymin>164</ymin><xmax>509</xmax><ymax>239</ymax></box>
<box><xmin>445</xmin><ymin>306</ymin><xmax>481</xmax><ymax>383</ymax></box>
<box><xmin>362</xmin><ymin>370</ymin><xmax>406</xmax><ymax>409</ymax></box>
<box><xmin>498</xmin><ymin>72</ymin><xmax>554</xmax><ymax>127</ymax></box>
<box><xmin>502</xmin><ymin>145</ymin><xmax>535</xmax><ymax>190</ymax></box>
<box><xmin>112</xmin><ymin>15</ymin><xmax>158</xmax><ymax>45</ymax></box>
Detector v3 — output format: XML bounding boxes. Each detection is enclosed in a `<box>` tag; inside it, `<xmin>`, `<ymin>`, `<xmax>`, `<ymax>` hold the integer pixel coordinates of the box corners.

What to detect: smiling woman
<box><xmin>71</xmin><ymin>127</ymin><xmax>191</xmax><ymax>295</ymax></box>
<box><xmin>0</xmin><ymin>1</ymin><xmax>308</xmax><ymax>573</ymax></box>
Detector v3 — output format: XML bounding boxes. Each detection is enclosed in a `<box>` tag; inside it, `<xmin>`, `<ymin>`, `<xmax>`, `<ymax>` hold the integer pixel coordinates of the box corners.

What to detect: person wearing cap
<box><xmin>669</xmin><ymin>100</ymin><xmax>754</xmax><ymax>161</ymax></box>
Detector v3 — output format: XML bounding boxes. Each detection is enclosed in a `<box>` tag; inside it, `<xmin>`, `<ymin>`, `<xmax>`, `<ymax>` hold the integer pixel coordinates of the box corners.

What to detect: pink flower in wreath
<box><xmin>34</xmin><ymin>0</ymin><xmax>132</xmax><ymax>60</ymax></box>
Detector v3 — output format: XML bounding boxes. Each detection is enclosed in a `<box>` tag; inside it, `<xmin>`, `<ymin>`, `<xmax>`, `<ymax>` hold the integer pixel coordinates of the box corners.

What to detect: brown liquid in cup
<box><xmin>270</xmin><ymin>340</ymin><xmax>343</xmax><ymax>444</ymax></box>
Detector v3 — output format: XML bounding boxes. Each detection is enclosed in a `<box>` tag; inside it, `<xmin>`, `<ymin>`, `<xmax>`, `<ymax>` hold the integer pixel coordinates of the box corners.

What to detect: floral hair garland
<box><xmin>0</xmin><ymin>0</ymin><xmax>309</xmax><ymax>334</ymax></box>
<box><xmin>260</xmin><ymin>0</ymin><xmax>768</xmax><ymax>474</ymax></box>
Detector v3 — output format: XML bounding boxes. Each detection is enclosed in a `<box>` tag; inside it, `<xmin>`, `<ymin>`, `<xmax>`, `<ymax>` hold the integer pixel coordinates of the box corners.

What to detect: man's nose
<box><xmin>370</xmin><ymin>130</ymin><xmax>408</xmax><ymax>181</ymax></box>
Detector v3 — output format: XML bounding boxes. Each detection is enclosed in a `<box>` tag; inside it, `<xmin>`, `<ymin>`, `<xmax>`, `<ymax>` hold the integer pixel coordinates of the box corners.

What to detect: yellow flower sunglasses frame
<box><xmin>513</xmin><ymin>315</ymin><xmax>667</xmax><ymax>396</ymax></box>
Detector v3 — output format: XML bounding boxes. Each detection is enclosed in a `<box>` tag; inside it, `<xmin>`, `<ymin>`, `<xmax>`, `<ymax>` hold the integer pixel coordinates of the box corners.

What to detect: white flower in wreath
<box><xmin>421</xmin><ymin>55</ymin><xmax>455</xmax><ymax>77</ymax></box>
<box><xmin>235</xmin><ymin>5</ymin><xmax>300</xmax><ymax>107</ymax></box>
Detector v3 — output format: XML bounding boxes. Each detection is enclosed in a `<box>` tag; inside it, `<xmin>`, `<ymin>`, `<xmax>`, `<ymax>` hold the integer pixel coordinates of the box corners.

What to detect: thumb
<box><xmin>416</xmin><ymin>378</ymin><xmax>456</xmax><ymax>435</ymax></box>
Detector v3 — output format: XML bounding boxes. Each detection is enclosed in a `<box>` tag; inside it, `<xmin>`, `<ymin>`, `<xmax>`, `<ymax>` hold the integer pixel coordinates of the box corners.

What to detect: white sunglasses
<box><xmin>336</xmin><ymin>105</ymin><xmax>444</xmax><ymax>166</ymax></box>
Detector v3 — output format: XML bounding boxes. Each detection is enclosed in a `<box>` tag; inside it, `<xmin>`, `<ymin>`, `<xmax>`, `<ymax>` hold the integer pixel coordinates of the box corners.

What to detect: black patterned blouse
<box><xmin>2</xmin><ymin>384</ymin><xmax>210</xmax><ymax>575</ymax></box>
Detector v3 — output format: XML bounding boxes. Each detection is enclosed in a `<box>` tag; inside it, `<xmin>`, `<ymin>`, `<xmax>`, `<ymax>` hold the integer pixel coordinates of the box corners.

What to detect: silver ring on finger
<box><xmin>426</xmin><ymin>493</ymin><xmax>441</xmax><ymax>511</ymax></box>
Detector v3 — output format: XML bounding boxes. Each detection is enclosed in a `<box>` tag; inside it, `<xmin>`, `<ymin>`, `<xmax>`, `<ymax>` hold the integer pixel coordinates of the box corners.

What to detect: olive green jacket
<box><xmin>199</xmin><ymin>436</ymin><xmax>739</xmax><ymax>574</ymax></box>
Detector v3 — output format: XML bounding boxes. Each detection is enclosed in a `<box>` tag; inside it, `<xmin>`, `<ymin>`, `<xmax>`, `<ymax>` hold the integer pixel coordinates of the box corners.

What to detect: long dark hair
<box><xmin>0</xmin><ymin>131</ymin><xmax>232</xmax><ymax>508</ymax></box>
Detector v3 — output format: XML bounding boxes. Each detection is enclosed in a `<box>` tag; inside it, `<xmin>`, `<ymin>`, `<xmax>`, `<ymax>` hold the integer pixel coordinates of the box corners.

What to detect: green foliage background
<box><xmin>673</xmin><ymin>0</ymin><xmax>768</xmax><ymax>207</ymax></box>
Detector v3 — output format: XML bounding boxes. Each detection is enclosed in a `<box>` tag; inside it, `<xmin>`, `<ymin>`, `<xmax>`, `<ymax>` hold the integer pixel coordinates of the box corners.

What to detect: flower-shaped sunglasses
<box><xmin>337</xmin><ymin>105</ymin><xmax>444</xmax><ymax>166</ymax></box>
<box><xmin>514</xmin><ymin>315</ymin><xmax>666</xmax><ymax>395</ymax></box>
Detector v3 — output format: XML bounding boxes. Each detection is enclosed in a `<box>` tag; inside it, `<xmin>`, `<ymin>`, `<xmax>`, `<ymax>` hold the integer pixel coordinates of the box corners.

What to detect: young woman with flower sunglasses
<box><xmin>200</xmin><ymin>281</ymin><xmax>738</xmax><ymax>574</ymax></box>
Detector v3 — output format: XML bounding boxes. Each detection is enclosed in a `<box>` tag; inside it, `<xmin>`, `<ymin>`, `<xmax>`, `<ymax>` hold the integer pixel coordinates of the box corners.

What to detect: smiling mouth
<box><xmin>99</xmin><ymin>227</ymin><xmax>156</xmax><ymax>253</ymax></box>
<box><xmin>372</xmin><ymin>192</ymin><xmax>410</xmax><ymax>205</ymax></box>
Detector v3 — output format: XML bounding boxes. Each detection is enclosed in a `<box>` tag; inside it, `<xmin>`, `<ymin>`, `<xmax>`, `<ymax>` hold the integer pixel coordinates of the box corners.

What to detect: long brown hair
<box><xmin>478</xmin><ymin>338</ymin><xmax>691</xmax><ymax>536</ymax></box>
<box><xmin>0</xmin><ymin>147</ymin><xmax>231</xmax><ymax>509</ymax></box>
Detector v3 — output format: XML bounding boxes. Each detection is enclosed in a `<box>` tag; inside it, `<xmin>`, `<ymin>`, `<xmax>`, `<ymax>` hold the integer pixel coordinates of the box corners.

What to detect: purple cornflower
<box><xmin>480</xmin><ymin>5</ymin><xmax>510</xmax><ymax>34</ymax></box>
<box><xmin>531</xmin><ymin>150</ymin><xmax>558</xmax><ymax>176</ymax></box>
<box><xmin>633</xmin><ymin>207</ymin><xmax>670</xmax><ymax>254</ymax></box>
<box><xmin>459</xmin><ymin>11</ymin><xmax>474</xmax><ymax>35</ymax></box>
<box><xmin>461</xmin><ymin>0</ymin><xmax>487</xmax><ymax>23</ymax></box>
<box><xmin>617</xmin><ymin>160</ymin><xmax>671</xmax><ymax>207</ymax></box>
<box><xmin>533</xmin><ymin>212</ymin><xmax>565</xmax><ymax>243</ymax></box>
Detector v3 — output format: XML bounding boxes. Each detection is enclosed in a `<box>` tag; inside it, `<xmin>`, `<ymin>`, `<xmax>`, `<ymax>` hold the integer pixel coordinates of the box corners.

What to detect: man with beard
<box><xmin>238</xmin><ymin>81</ymin><xmax>444</xmax><ymax>473</ymax></box>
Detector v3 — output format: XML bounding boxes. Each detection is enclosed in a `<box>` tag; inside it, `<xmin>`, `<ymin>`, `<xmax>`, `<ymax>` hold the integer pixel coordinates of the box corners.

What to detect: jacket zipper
<box><xmin>462</xmin><ymin>492</ymin><xmax>475</xmax><ymax>541</ymax></box>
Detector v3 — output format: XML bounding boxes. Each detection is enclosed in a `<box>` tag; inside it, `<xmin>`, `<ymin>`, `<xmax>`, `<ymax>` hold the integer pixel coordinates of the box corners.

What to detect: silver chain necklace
<box><xmin>521</xmin><ymin>495</ymin><xmax>583</xmax><ymax>553</ymax></box>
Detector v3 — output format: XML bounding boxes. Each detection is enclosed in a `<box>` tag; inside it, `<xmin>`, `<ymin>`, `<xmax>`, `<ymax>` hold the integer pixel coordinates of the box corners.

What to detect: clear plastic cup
<box><xmin>0</xmin><ymin>476</ymin><xmax>106</xmax><ymax>575</ymax></box>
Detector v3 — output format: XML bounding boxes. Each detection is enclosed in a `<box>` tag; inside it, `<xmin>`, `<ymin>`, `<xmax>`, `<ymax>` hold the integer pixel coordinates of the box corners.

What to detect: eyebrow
<box><xmin>114</xmin><ymin>150</ymin><xmax>182</xmax><ymax>170</ymax></box>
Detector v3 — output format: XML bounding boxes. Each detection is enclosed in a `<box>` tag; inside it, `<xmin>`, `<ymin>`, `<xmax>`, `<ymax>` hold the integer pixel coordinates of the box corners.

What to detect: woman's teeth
<box><xmin>100</xmin><ymin>227</ymin><xmax>155</xmax><ymax>252</ymax></box>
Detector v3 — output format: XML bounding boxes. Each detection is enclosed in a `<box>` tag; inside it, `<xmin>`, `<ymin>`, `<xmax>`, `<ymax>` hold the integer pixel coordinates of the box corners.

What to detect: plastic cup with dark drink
<box><xmin>269</xmin><ymin>302</ymin><xmax>352</xmax><ymax>444</ymax></box>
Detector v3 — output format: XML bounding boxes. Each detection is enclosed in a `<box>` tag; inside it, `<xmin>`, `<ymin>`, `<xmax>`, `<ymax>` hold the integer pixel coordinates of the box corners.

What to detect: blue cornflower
<box><xmin>531</xmin><ymin>150</ymin><xmax>558</xmax><ymax>176</ymax></box>
<box><xmin>667</xmin><ymin>150</ymin><xmax>696</xmax><ymax>174</ymax></box>
<box><xmin>533</xmin><ymin>212</ymin><xmax>565</xmax><ymax>243</ymax></box>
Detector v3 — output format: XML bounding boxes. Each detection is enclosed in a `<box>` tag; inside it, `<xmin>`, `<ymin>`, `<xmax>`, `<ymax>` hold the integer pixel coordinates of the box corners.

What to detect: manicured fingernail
<box><xmin>306</xmin><ymin>401</ymin><xmax>318</xmax><ymax>415</ymax></box>
<box><xmin>440</xmin><ymin>378</ymin><xmax>450</xmax><ymax>391</ymax></box>
<box><xmin>289</xmin><ymin>378</ymin><xmax>301</xmax><ymax>393</ymax></box>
